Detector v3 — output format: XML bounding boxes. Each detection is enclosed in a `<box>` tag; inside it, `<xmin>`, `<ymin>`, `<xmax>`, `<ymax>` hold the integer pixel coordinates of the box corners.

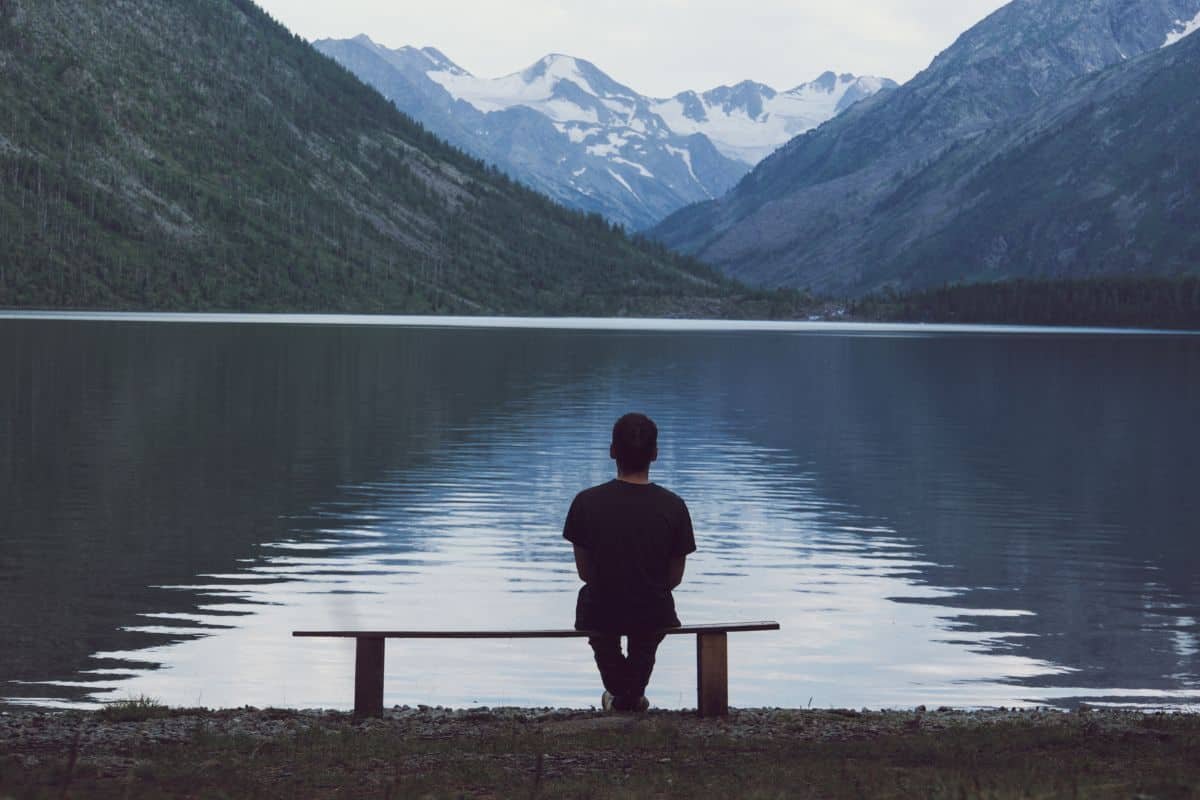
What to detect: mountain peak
<box><xmin>511</xmin><ymin>53</ymin><xmax>642</xmax><ymax>101</ymax></box>
<box><xmin>523</xmin><ymin>53</ymin><xmax>584</xmax><ymax>77</ymax></box>
<box><xmin>520</xmin><ymin>53</ymin><xmax>599</xmax><ymax>84</ymax></box>
<box><xmin>698</xmin><ymin>79</ymin><xmax>777</xmax><ymax>97</ymax></box>
<box><xmin>420</xmin><ymin>47</ymin><xmax>458</xmax><ymax>67</ymax></box>
<box><xmin>812</xmin><ymin>71</ymin><xmax>839</xmax><ymax>91</ymax></box>
<box><xmin>417</xmin><ymin>46</ymin><xmax>468</xmax><ymax>74</ymax></box>
<box><xmin>788</xmin><ymin>71</ymin><xmax>869</xmax><ymax>95</ymax></box>
<box><xmin>330</xmin><ymin>36</ymin><xmax>470</xmax><ymax>76</ymax></box>
<box><xmin>733</xmin><ymin>79</ymin><xmax>775</xmax><ymax>92</ymax></box>
<box><xmin>698</xmin><ymin>81</ymin><xmax>778</xmax><ymax>117</ymax></box>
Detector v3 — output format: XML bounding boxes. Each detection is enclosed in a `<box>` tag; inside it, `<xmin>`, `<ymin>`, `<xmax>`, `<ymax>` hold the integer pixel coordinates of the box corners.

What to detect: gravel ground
<box><xmin>1</xmin><ymin>703</ymin><xmax>1181</xmax><ymax>760</ymax></box>
<box><xmin>4</xmin><ymin>705</ymin><xmax>1197</xmax><ymax>798</ymax></box>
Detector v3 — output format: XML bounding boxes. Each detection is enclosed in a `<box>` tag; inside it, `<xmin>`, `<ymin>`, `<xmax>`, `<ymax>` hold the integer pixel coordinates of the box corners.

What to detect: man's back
<box><xmin>564</xmin><ymin>479</ymin><xmax>695</xmax><ymax>632</ymax></box>
<box><xmin>566</xmin><ymin>412</ymin><xmax>693</xmax><ymax>711</ymax></box>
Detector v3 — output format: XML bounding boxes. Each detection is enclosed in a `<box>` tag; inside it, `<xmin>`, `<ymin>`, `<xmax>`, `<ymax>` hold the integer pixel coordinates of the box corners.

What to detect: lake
<box><xmin>1</xmin><ymin>314</ymin><xmax>1198</xmax><ymax>711</ymax></box>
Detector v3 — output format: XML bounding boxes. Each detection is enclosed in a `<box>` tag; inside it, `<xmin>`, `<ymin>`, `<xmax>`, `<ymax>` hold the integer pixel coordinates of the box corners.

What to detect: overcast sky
<box><xmin>256</xmin><ymin>1</ymin><xmax>1009</xmax><ymax>97</ymax></box>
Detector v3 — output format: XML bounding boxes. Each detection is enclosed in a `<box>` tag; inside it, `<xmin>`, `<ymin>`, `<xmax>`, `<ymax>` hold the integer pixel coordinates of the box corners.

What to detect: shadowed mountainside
<box><xmin>651</xmin><ymin>0</ymin><xmax>1200</xmax><ymax>295</ymax></box>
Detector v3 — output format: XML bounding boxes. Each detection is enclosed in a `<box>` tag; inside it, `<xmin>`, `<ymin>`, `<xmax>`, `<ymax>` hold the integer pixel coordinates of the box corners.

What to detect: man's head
<box><xmin>610</xmin><ymin>413</ymin><xmax>658</xmax><ymax>476</ymax></box>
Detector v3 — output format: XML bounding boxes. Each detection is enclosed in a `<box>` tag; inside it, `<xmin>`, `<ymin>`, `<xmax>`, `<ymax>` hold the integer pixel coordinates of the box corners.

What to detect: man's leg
<box><xmin>625</xmin><ymin>632</ymin><xmax>667</xmax><ymax>701</ymax></box>
<box><xmin>587</xmin><ymin>635</ymin><xmax>631</xmax><ymax>703</ymax></box>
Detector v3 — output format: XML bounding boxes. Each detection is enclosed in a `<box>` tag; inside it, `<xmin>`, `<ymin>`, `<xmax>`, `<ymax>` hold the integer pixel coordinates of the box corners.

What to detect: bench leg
<box><xmin>696</xmin><ymin>632</ymin><xmax>728</xmax><ymax>717</ymax></box>
<box><xmin>354</xmin><ymin>637</ymin><xmax>386</xmax><ymax>719</ymax></box>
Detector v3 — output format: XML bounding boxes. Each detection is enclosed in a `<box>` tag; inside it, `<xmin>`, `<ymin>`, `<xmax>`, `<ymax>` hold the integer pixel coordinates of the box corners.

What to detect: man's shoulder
<box><xmin>570</xmin><ymin>481</ymin><xmax>617</xmax><ymax>512</ymax></box>
<box><xmin>648</xmin><ymin>483</ymin><xmax>688</xmax><ymax>507</ymax></box>
<box><xmin>574</xmin><ymin>480</ymin><xmax>616</xmax><ymax>501</ymax></box>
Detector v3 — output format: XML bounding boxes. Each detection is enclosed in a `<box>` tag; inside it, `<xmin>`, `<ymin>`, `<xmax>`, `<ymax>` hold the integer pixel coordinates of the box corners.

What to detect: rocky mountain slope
<box><xmin>651</xmin><ymin>0</ymin><xmax>1200</xmax><ymax>294</ymax></box>
<box><xmin>0</xmin><ymin>0</ymin><xmax>790</xmax><ymax>316</ymax></box>
<box><xmin>860</xmin><ymin>29</ymin><xmax>1200</xmax><ymax>288</ymax></box>
<box><xmin>314</xmin><ymin>36</ymin><xmax>893</xmax><ymax>230</ymax></box>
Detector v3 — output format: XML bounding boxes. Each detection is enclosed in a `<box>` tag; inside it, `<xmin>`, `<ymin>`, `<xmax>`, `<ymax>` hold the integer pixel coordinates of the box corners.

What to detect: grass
<box><xmin>2</xmin><ymin>709</ymin><xmax>1199</xmax><ymax>798</ymax></box>
<box><xmin>93</xmin><ymin>696</ymin><xmax>170</xmax><ymax>724</ymax></box>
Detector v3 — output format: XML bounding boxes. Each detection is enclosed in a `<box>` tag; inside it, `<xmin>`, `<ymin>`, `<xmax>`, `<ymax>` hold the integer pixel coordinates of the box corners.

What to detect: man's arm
<box><xmin>573</xmin><ymin>544</ymin><xmax>597</xmax><ymax>584</ymax></box>
<box><xmin>667</xmin><ymin>555</ymin><xmax>686</xmax><ymax>589</ymax></box>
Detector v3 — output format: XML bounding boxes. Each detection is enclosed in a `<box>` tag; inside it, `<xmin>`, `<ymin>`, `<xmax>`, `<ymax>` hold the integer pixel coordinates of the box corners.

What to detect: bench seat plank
<box><xmin>293</xmin><ymin>621</ymin><xmax>779</xmax><ymax>639</ymax></box>
<box><xmin>293</xmin><ymin>621</ymin><xmax>780</xmax><ymax>718</ymax></box>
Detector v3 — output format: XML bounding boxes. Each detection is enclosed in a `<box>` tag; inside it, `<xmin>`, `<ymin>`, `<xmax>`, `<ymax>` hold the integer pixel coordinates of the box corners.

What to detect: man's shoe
<box><xmin>601</xmin><ymin>691</ymin><xmax>615</xmax><ymax>712</ymax></box>
<box><xmin>634</xmin><ymin>696</ymin><xmax>650</xmax><ymax>712</ymax></box>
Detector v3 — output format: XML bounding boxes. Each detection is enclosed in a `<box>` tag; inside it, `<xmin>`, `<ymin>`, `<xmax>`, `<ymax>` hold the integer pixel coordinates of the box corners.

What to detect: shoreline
<box><xmin>1</xmin><ymin>309</ymin><xmax>1196</xmax><ymax>336</ymax></box>
<box><xmin>4</xmin><ymin>706</ymin><xmax>1199</xmax><ymax>798</ymax></box>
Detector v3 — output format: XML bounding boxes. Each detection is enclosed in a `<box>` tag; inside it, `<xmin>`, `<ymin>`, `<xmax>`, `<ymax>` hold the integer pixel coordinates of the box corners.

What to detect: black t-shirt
<box><xmin>563</xmin><ymin>479</ymin><xmax>696</xmax><ymax>633</ymax></box>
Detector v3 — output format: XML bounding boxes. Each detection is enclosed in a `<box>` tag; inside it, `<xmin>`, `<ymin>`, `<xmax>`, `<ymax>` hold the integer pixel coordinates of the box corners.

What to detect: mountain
<box><xmin>0</xmin><ymin>0</ymin><xmax>801</xmax><ymax>317</ymax></box>
<box><xmin>856</xmin><ymin>28</ymin><xmax>1200</xmax><ymax>288</ymax></box>
<box><xmin>651</xmin><ymin>0</ymin><xmax>1200</xmax><ymax>294</ymax></box>
<box><xmin>314</xmin><ymin>36</ymin><xmax>894</xmax><ymax>230</ymax></box>
<box><xmin>650</xmin><ymin>73</ymin><xmax>896</xmax><ymax>165</ymax></box>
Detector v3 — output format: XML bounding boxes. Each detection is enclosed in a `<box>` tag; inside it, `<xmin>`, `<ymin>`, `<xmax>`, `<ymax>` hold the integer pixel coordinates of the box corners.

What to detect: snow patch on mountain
<box><xmin>557</xmin><ymin>123</ymin><xmax>596</xmax><ymax>144</ymax></box>
<box><xmin>1163</xmin><ymin>10</ymin><xmax>1200</xmax><ymax>46</ymax></box>
<box><xmin>651</xmin><ymin>73</ymin><xmax>897</xmax><ymax>165</ymax></box>
<box><xmin>613</xmin><ymin>157</ymin><xmax>654</xmax><ymax>178</ymax></box>
<box><xmin>664</xmin><ymin>144</ymin><xmax>701</xmax><ymax>187</ymax></box>
<box><xmin>430</xmin><ymin>55</ymin><xmax>608</xmax><ymax>121</ymax></box>
<box><xmin>607</xmin><ymin>168</ymin><xmax>638</xmax><ymax>199</ymax></box>
<box><xmin>586</xmin><ymin>132</ymin><xmax>630</xmax><ymax>158</ymax></box>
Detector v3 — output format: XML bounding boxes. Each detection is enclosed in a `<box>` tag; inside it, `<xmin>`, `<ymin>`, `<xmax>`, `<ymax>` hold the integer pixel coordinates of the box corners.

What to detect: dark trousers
<box><xmin>587</xmin><ymin>632</ymin><xmax>666</xmax><ymax>708</ymax></box>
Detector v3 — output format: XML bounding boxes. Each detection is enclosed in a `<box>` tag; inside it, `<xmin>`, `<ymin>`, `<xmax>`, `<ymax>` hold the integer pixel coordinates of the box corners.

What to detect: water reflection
<box><xmin>69</xmin><ymin>413</ymin><xmax>1071</xmax><ymax>710</ymax></box>
<box><xmin>1</xmin><ymin>321</ymin><xmax>1198</xmax><ymax>710</ymax></box>
<box><xmin>713</xmin><ymin>333</ymin><xmax>1200</xmax><ymax>704</ymax></box>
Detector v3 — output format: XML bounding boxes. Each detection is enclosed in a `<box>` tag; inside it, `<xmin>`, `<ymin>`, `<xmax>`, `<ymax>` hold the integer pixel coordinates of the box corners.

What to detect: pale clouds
<box><xmin>255</xmin><ymin>0</ymin><xmax>1009</xmax><ymax>95</ymax></box>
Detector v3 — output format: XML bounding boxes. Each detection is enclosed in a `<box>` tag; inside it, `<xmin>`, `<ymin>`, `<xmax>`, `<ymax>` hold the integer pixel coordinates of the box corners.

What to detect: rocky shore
<box><xmin>0</xmin><ymin>703</ymin><xmax>1178</xmax><ymax>753</ymax></box>
<box><xmin>3</xmin><ymin>705</ymin><xmax>1198</xmax><ymax>798</ymax></box>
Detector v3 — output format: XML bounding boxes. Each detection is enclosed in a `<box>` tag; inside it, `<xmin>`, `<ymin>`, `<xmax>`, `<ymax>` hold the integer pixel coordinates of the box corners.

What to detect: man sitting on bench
<box><xmin>563</xmin><ymin>412</ymin><xmax>696</xmax><ymax>712</ymax></box>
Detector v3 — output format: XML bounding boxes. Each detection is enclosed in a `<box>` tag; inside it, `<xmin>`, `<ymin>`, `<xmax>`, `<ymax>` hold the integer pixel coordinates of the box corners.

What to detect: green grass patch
<box><xmin>94</xmin><ymin>695</ymin><xmax>170</xmax><ymax>723</ymax></box>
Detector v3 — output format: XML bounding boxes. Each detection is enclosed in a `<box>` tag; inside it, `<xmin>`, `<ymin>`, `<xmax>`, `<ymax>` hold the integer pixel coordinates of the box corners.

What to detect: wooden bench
<box><xmin>293</xmin><ymin>622</ymin><xmax>780</xmax><ymax>718</ymax></box>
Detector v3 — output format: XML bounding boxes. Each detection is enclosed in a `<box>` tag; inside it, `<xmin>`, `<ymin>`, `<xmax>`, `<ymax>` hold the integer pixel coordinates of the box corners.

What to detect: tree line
<box><xmin>850</xmin><ymin>278</ymin><xmax>1200</xmax><ymax>330</ymax></box>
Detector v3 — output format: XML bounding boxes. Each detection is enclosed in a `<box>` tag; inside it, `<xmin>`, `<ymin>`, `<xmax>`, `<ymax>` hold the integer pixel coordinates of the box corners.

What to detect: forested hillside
<box><xmin>0</xmin><ymin>0</ymin><xmax>796</xmax><ymax>316</ymax></box>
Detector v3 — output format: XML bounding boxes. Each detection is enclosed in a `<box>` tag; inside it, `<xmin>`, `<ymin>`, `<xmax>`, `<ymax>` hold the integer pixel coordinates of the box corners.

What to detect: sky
<box><xmin>254</xmin><ymin>0</ymin><xmax>1010</xmax><ymax>97</ymax></box>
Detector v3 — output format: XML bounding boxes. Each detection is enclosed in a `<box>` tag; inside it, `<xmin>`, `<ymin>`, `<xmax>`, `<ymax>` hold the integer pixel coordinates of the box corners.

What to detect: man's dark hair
<box><xmin>612</xmin><ymin>413</ymin><xmax>658</xmax><ymax>474</ymax></box>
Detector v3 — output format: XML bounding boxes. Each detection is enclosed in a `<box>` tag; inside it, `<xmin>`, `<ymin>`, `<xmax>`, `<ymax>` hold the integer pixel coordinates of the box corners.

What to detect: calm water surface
<box><xmin>1</xmin><ymin>316</ymin><xmax>1198</xmax><ymax>711</ymax></box>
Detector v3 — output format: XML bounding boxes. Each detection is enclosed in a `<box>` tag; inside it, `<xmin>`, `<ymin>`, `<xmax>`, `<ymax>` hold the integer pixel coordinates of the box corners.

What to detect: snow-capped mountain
<box><xmin>652</xmin><ymin>73</ymin><xmax>895</xmax><ymax>165</ymax></box>
<box><xmin>314</xmin><ymin>35</ymin><xmax>894</xmax><ymax>229</ymax></box>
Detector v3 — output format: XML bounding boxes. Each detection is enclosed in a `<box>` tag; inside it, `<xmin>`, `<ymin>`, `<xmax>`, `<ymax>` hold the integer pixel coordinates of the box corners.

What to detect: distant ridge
<box><xmin>314</xmin><ymin>36</ymin><xmax>894</xmax><ymax>229</ymax></box>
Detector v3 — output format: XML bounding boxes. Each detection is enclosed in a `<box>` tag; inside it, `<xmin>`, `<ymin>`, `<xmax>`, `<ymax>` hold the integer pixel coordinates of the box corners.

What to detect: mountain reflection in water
<box><xmin>1</xmin><ymin>319</ymin><xmax>1197</xmax><ymax>710</ymax></box>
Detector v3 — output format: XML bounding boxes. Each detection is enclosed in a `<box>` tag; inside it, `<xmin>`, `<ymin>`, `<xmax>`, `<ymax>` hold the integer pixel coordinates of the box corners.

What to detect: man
<box><xmin>563</xmin><ymin>412</ymin><xmax>696</xmax><ymax>712</ymax></box>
